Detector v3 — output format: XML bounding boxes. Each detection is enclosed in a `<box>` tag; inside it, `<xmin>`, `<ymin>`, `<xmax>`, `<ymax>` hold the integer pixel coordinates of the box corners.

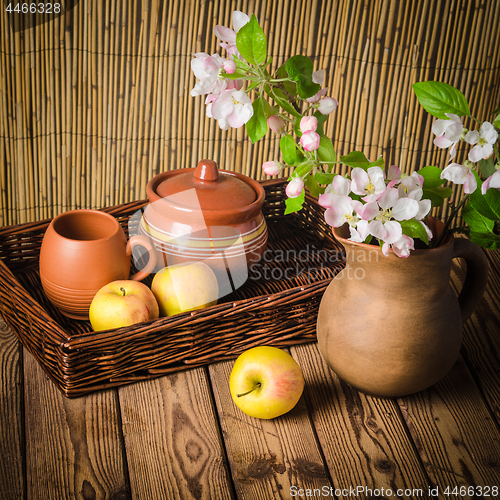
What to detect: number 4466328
<box><xmin>5</xmin><ymin>3</ymin><xmax>61</xmax><ymax>14</ymax></box>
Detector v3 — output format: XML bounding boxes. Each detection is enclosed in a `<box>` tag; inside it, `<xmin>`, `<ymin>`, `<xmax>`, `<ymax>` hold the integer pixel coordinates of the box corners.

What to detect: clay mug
<box><xmin>39</xmin><ymin>209</ymin><xmax>156</xmax><ymax>320</ymax></box>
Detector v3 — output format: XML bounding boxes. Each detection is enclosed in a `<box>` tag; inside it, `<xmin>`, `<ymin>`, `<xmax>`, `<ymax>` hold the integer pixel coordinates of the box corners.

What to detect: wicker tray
<box><xmin>0</xmin><ymin>179</ymin><xmax>345</xmax><ymax>397</ymax></box>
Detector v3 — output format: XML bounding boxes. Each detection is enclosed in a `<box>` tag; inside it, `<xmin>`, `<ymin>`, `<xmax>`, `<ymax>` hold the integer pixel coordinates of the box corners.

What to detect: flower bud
<box><xmin>300</xmin><ymin>130</ymin><xmax>320</xmax><ymax>151</ymax></box>
<box><xmin>267</xmin><ymin>115</ymin><xmax>285</xmax><ymax>133</ymax></box>
<box><xmin>262</xmin><ymin>161</ymin><xmax>282</xmax><ymax>176</ymax></box>
<box><xmin>300</xmin><ymin>116</ymin><xmax>318</xmax><ymax>134</ymax></box>
<box><xmin>317</xmin><ymin>96</ymin><xmax>338</xmax><ymax>115</ymax></box>
<box><xmin>286</xmin><ymin>178</ymin><xmax>304</xmax><ymax>198</ymax></box>
<box><xmin>223</xmin><ymin>59</ymin><xmax>236</xmax><ymax>74</ymax></box>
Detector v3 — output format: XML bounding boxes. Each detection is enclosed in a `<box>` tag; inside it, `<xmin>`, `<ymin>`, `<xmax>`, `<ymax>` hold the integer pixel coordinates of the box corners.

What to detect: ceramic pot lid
<box><xmin>155</xmin><ymin>159</ymin><xmax>256</xmax><ymax>210</ymax></box>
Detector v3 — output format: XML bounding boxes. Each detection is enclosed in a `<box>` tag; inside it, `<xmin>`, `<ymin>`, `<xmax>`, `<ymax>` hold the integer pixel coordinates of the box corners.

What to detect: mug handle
<box><xmin>452</xmin><ymin>237</ymin><xmax>489</xmax><ymax>323</ymax></box>
<box><xmin>126</xmin><ymin>235</ymin><xmax>157</xmax><ymax>281</ymax></box>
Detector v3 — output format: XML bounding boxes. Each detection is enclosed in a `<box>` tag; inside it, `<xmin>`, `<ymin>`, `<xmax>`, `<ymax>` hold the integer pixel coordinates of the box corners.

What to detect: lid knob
<box><xmin>194</xmin><ymin>159</ymin><xmax>219</xmax><ymax>182</ymax></box>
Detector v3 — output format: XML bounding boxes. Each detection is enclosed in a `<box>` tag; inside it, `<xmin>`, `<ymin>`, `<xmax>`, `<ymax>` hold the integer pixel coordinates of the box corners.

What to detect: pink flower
<box><xmin>323</xmin><ymin>195</ymin><xmax>363</xmax><ymax>228</ymax></box>
<box><xmin>210</xmin><ymin>89</ymin><xmax>253</xmax><ymax>130</ymax></box>
<box><xmin>300</xmin><ymin>131</ymin><xmax>320</xmax><ymax>151</ymax></box>
<box><xmin>214</xmin><ymin>11</ymin><xmax>251</xmax><ymax>58</ymax></box>
<box><xmin>300</xmin><ymin>116</ymin><xmax>318</xmax><ymax>133</ymax></box>
<box><xmin>262</xmin><ymin>161</ymin><xmax>282</xmax><ymax>176</ymax></box>
<box><xmin>317</xmin><ymin>97</ymin><xmax>338</xmax><ymax>115</ymax></box>
<box><xmin>432</xmin><ymin>113</ymin><xmax>464</xmax><ymax>160</ymax></box>
<box><xmin>465</xmin><ymin>122</ymin><xmax>498</xmax><ymax>162</ymax></box>
<box><xmin>350</xmin><ymin>167</ymin><xmax>386</xmax><ymax>202</ymax></box>
<box><xmin>267</xmin><ymin>115</ymin><xmax>285</xmax><ymax>133</ymax></box>
<box><xmin>223</xmin><ymin>59</ymin><xmax>236</xmax><ymax>74</ymax></box>
<box><xmin>481</xmin><ymin>169</ymin><xmax>500</xmax><ymax>194</ymax></box>
<box><xmin>190</xmin><ymin>53</ymin><xmax>226</xmax><ymax>97</ymax></box>
<box><xmin>286</xmin><ymin>178</ymin><xmax>304</xmax><ymax>198</ymax></box>
<box><xmin>441</xmin><ymin>163</ymin><xmax>477</xmax><ymax>194</ymax></box>
<box><xmin>383</xmin><ymin>235</ymin><xmax>415</xmax><ymax>258</ymax></box>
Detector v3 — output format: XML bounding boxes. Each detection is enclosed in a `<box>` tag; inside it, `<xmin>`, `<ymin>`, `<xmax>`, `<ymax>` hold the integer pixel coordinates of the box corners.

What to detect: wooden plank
<box><xmin>209</xmin><ymin>353</ymin><xmax>332</xmax><ymax>500</ymax></box>
<box><xmin>399</xmin><ymin>355</ymin><xmax>500</xmax><ymax>499</ymax></box>
<box><xmin>291</xmin><ymin>342</ymin><xmax>429</xmax><ymax>499</ymax></box>
<box><xmin>23</xmin><ymin>350</ymin><xmax>130</xmax><ymax>500</ymax></box>
<box><xmin>118</xmin><ymin>367</ymin><xmax>233</xmax><ymax>500</ymax></box>
<box><xmin>0</xmin><ymin>319</ymin><xmax>24</xmax><ymax>500</ymax></box>
<box><xmin>450</xmin><ymin>250</ymin><xmax>500</xmax><ymax>424</ymax></box>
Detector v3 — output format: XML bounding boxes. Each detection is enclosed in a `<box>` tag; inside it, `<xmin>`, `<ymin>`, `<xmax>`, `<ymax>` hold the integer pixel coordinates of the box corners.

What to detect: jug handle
<box><xmin>126</xmin><ymin>235</ymin><xmax>157</xmax><ymax>282</ymax></box>
<box><xmin>452</xmin><ymin>237</ymin><xmax>489</xmax><ymax>323</ymax></box>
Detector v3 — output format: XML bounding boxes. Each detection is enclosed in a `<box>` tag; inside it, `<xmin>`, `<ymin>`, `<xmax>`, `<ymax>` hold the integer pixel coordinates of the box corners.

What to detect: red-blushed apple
<box><xmin>229</xmin><ymin>346</ymin><xmax>305</xmax><ymax>419</ymax></box>
<box><xmin>89</xmin><ymin>280</ymin><xmax>159</xmax><ymax>331</ymax></box>
<box><xmin>151</xmin><ymin>262</ymin><xmax>219</xmax><ymax>317</ymax></box>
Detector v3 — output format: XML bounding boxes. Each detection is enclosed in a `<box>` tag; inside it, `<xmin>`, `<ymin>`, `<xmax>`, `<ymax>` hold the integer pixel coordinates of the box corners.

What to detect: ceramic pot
<box><xmin>140</xmin><ymin>159</ymin><xmax>268</xmax><ymax>294</ymax></box>
<box><xmin>316</xmin><ymin>218</ymin><xmax>489</xmax><ymax>398</ymax></box>
<box><xmin>39</xmin><ymin>209</ymin><xmax>156</xmax><ymax>320</ymax></box>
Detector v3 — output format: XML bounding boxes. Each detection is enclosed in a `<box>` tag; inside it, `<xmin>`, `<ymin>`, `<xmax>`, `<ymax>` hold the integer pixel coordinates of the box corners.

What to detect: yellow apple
<box><xmin>229</xmin><ymin>346</ymin><xmax>305</xmax><ymax>419</ymax></box>
<box><xmin>151</xmin><ymin>262</ymin><xmax>219</xmax><ymax>317</ymax></box>
<box><xmin>89</xmin><ymin>280</ymin><xmax>159</xmax><ymax>331</ymax></box>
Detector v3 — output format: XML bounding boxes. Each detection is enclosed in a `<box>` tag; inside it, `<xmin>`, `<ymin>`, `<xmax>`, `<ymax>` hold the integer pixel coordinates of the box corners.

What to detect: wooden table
<box><xmin>1</xmin><ymin>251</ymin><xmax>500</xmax><ymax>500</ymax></box>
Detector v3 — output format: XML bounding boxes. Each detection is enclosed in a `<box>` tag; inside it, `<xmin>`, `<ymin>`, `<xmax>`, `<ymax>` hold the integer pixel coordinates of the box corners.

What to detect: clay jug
<box><xmin>39</xmin><ymin>209</ymin><xmax>156</xmax><ymax>320</ymax></box>
<box><xmin>316</xmin><ymin>218</ymin><xmax>489</xmax><ymax>398</ymax></box>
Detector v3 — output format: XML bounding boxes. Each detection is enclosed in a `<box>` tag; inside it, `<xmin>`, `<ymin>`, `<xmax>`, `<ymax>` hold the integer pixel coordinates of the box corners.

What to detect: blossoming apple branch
<box><xmin>191</xmin><ymin>11</ymin><xmax>500</xmax><ymax>257</ymax></box>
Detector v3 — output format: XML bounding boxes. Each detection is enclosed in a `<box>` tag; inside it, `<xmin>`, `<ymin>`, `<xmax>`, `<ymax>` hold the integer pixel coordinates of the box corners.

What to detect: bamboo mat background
<box><xmin>1</xmin><ymin>0</ymin><xmax>499</xmax><ymax>225</ymax></box>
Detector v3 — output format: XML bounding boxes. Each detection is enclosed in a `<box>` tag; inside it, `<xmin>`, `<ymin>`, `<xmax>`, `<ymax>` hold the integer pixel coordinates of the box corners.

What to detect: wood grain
<box><xmin>0</xmin><ymin>319</ymin><xmax>24</xmax><ymax>500</ymax></box>
<box><xmin>209</xmin><ymin>353</ymin><xmax>332</xmax><ymax>500</ymax></box>
<box><xmin>291</xmin><ymin>342</ymin><xmax>430</xmax><ymax>499</ymax></box>
<box><xmin>399</xmin><ymin>355</ymin><xmax>500</xmax><ymax>500</ymax></box>
<box><xmin>118</xmin><ymin>367</ymin><xmax>233</xmax><ymax>500</ymax></box>
<box><xmin>23</xmin><ymin>350</ymin><xmax>129</xmax><ymax>500</ymax></box>
<box><xmin>450</xmin><ymin>251</ymin><xmax>500</xmax><ymax>425</ymax></box>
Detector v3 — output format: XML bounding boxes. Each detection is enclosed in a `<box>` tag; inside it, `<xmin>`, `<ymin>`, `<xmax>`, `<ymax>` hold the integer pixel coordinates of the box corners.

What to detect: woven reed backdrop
<box><xmin>1</xmin><ymin>0</ymin><xmax>499</xmax><ymax>225</ymax></box>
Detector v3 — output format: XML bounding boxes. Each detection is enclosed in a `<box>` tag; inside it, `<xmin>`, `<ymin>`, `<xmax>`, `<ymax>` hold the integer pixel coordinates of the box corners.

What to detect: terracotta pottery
<box><xmin>140</xmin><ymin>159</ymin><xmax>267</xmax><ymax>294</ymax></box>
<box><xmin>39</xmin><ymin>209</ymin><xmax>156</xmax><ymax>320</ymax></box>
<box><xmin>316</xmin><ymin>218</ymin><xmax>489</xmax><ymax>398</ymax></box>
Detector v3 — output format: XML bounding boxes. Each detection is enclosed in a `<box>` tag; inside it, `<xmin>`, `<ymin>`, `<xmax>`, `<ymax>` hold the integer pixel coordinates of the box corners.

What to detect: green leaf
<box><xmin>413</xmin><ymin>81</ymin><xmax>470</xmax><ymax>119</ymax></box>
<box><xmin>236</xmin><ymin>15</ymin><xmax>267</xmax><ymax>65</ymax></box>
<box><xmin>275</xmin><ymin>64</ymin><xmax>298</xmax><ymax>97</ymax></box>
<box><xmin>494</xmin><ymin>114</ymin><xmax>500</xmax><ymax>129</ymax></box>
<box><xmin>399</xmin><ymin>220</ymin><xmax>429</xmax><ymax>245</ymax></box>
<box><xmin>245</xmin><ymin>97</ymin><xmax>268</xmax><ymax>143</ymax></box>
<box><xmin>313</xmin><ymin>111</ymin><xmax>328</xmax><ymax>135</ymax></box>
<box><xmin>315</xmin><ymin>171</ymin><xmax>336</xmax><ymax>184</ymax></box>
<box><xmin>284</xmin><ymin>189</ymin><xmax>305</xmax><ymax>215</ymax></box>
<box><xmin>284</xmin><ymin>55</ymin><xmax>320</xmax><ymax>99</ymax></box>
<box><xmin>462</xmin><ymin>203</ymin><xmax>495</xmax><ymax>234</ymax></box>
<box><xmin>468</xmin><ymin>231</ymin><xmax>500</xmax><ymax>249</ymax></box>
<box><xmin>368</xmin><ymin>156</ymin><xmax>384</xmax><ymax>170</ymax></box>
<box><xmin>304</xmin><ymin>174</ymin><xmax>323</xmax><ymax>197</ymax></box>
<box><xmin>418</xmin><ymin>165</ymin><xmax>446</xmax><ymax>189</ymax></box>
<box><xmin>270</xmin><ymin>87</ymin><xmax>302</xmax><ymax>118</ymax></box>
<box><xmin>469</xmin><ymin>172</ymin><xmax>500</xmax><ymax>220</ymax></box>
<box><xmin>285</xmin><ymin>55</ymin><xmax>314</xmax><ymax>79</ymax></box>
<box><xmin>280</xmin><ymin>134</ymin><xmax>304</xmax><ymax>165</ymax></box>
<box><xmin>339</xmin><ymin>151</ymin><xmax>370</xmax><ymax>170</ymax></box>
<box><xmin>317</xmin><ymin>134</ymin><xmax>337</xmax><ymax>164</ymax></box>
<box><xmin>422</xmin><ymin>186</ymin><xmax>453</xmax><ymax>207</ymax></box>
<box><xmin>477</xmin><ymin>156</ymin><xmax>497</xmax><ymax>179</ymax></box>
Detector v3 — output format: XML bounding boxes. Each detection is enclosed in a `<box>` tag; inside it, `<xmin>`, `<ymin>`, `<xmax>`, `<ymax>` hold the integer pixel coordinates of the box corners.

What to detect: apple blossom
<box><xmin>300</xmin><ymin>130</ymin><xmax>320</xmax><ymax>151</ymax></box>
<box><xmin>383</xmin><ymin>235</ymin><xmax>415</xmax><ymax>258</ymax></box>
<box><xmin>465</xmin><ymin>122</ymin><xmax>499</xmax><ymax>162</ymax></box>
<box><xmin>349</xmin><ymin>219</ymin><xmax>370</xmax><ymax>243</ymax></box>
<box><xmin>306</xmin><ymin>87</ymin><xmax>329</xmax><ymax>104</ymax></box>
<box><xmin>286</xmin><ymin>177</ymin><xmax>305</xmax><ymax>198</ymax></box>
<box><xmin>432</xmin><ymin>113</ymin><xmax>465</xmax><ymax>160</ymax></box>
<box><xmin>441</xmin><ymin>162</ymin><xmax>477</xmax><ymax>194</ymax></box>
<box><xmin>190</xmin><ymin>53</ymin><xmax>227</xmax><ymax>97</ymax></box>
<box><xmin>322</xmin><ymin>175</ymin><xmax>352</xmax><ymax>197</ymax></box>
<box><xmin>267</xmin><ymin>115</ymin><xmax>285</xmax><ymax>133</ymax></box>
<box><xmin>317</xmin><ymin>96</ymin><xmax>338</xmax><ymax>115</ymax></box>
<box><xmin>210</xmin><ymin>89</ymin><xmax>254</xmax><ymax>130</ymax></box>
<box><xmin>300</xmin><ymin>116</ymin><xmax>318</xmax><ymax>133</ymax></box>
<box><xmin>322</xmin><ymin>195</ymin><xmax>363</xmax><ymax>228</ymax></box>
<box><xmin>481</xmin><ymin>169</ymin><xmax>500</xmax><ymax>194</ymax></box>
<box><xmin>262</xmin><ymin>161</ymin><xmax>282</xmax><ymax>176</ymax></box>
<box><xmin>350</xmin><ymin>167</ymin><xmax>386</xmax><ymax>202</ymax></box>
<box><xmin>213</xmin><ymin>11</ymin><xmax>251</xmax><ymax>58</ymax></box>
<box><xmin>223</xmin><ymin>59</ymin><xmax>236</xmax><ymax>74</ymax></box>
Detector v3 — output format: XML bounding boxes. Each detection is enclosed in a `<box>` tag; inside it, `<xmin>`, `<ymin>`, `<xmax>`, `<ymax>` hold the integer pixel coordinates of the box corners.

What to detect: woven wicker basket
<box><xmin>0</xmin><ymin>179</ymin><xmax>344</xmax><ymax>397</ymax></box>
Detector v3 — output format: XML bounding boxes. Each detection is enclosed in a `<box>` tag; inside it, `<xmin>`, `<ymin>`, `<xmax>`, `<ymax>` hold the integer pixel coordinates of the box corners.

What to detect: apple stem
<box><xmin>120</xmin><ymin>287</ymin><xmax>126</xmax><ymax>296</ymax></box>
<box><xmin>236</xmin><ymin>382</ymin><xmax>261</xmax><ymax>398</ymax></box>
